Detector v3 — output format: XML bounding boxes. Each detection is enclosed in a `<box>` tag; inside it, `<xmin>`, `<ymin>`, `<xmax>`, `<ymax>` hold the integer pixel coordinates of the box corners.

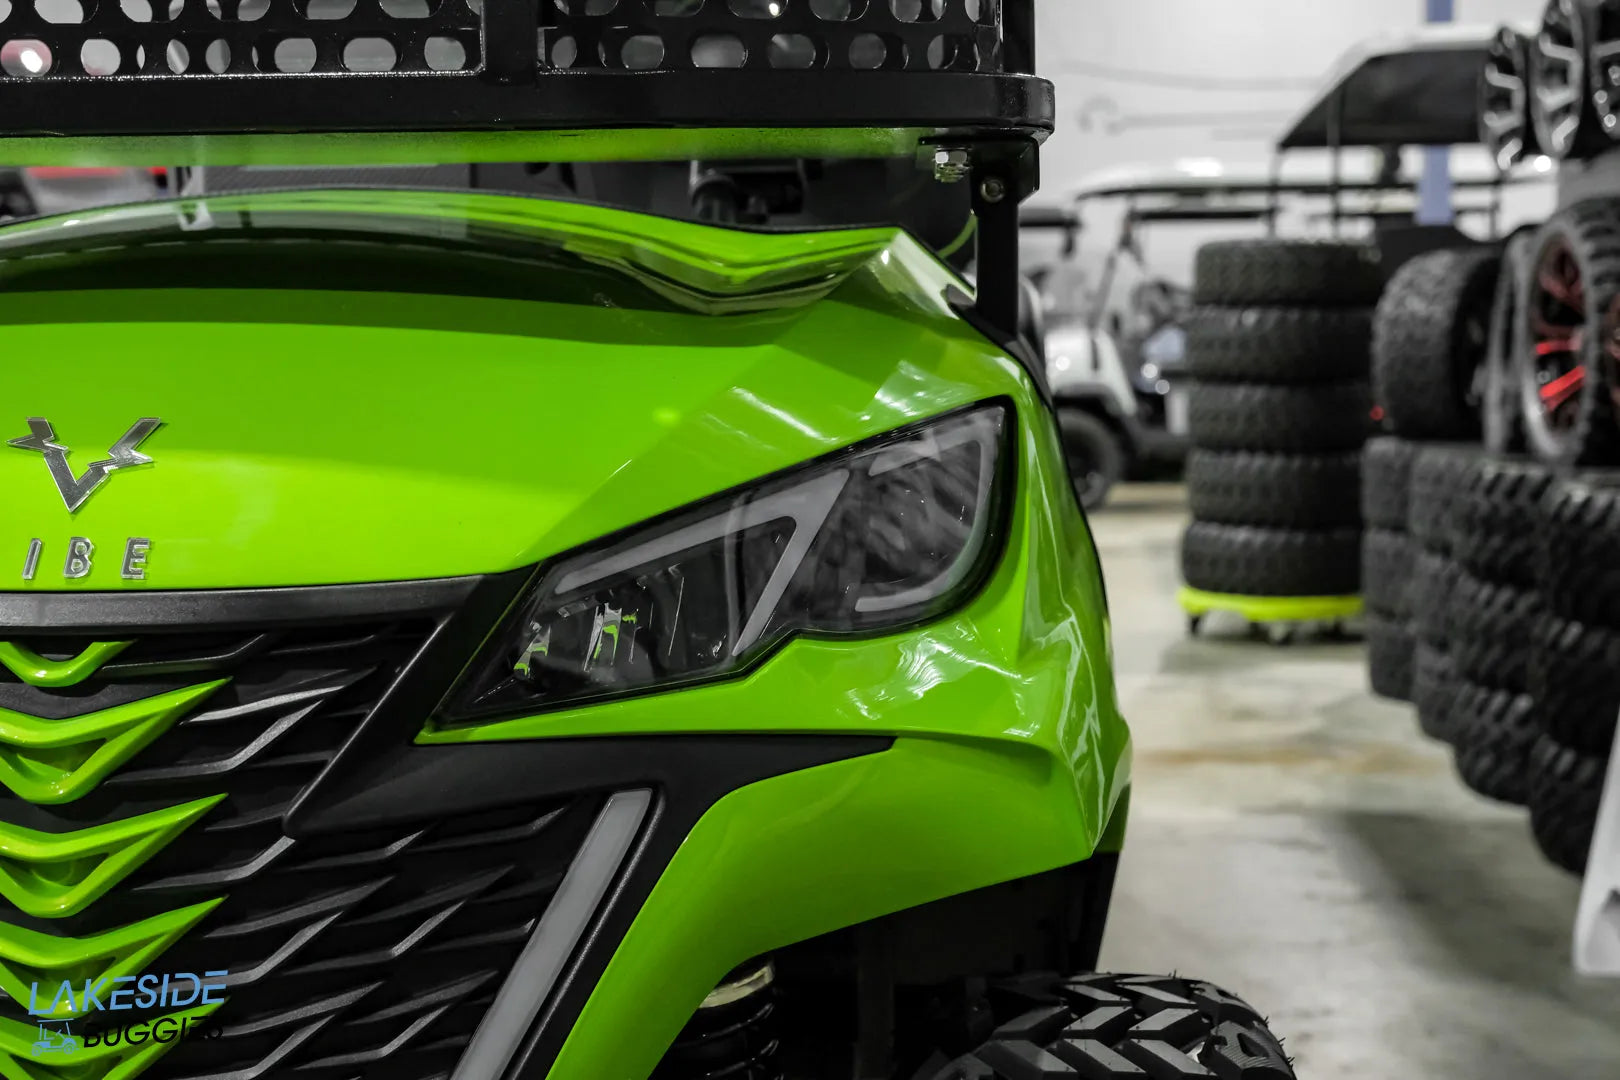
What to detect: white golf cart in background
<box><xmin>1022</xmin><ymin>201</ymin><xmax>1192</xmax><ymax>510</ymax></box>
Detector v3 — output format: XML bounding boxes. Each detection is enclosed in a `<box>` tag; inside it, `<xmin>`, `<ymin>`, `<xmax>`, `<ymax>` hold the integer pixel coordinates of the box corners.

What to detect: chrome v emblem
<box><xmin>8</xmin><ymin>418</ymin><xmax>162</xmax><ymax>513</ymax></box>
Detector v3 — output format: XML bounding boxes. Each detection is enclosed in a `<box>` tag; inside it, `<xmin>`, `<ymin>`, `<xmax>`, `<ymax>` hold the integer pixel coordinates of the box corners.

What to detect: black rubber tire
<box><xmin>1407</xmin><ymin>443</ymin><xmax>1479</xmax><ymax>554</ymax></box>
<box><xmin>1516</xmin><ymin>202</ymin><xmax>1620</xmax><ymax>467</ymax></box>
<box><xmin>938</xmin><ymin>972</ymin><xmax>1296</xmax><ymax>1080</ymax></box>
<box><xmin>1183</xmin><ymin>306</ymin><xmax>1372</xmax><ymax>384</ymax></box>
<box><xmin>1528</xmin><ymin>734</ymin><xmax>1605</xmax><ymax>876</ymax></box>
<box><xmin>1361</xmin><ymin>436</ymin><xmax>1419</xmax><ymax>530</ymax></box>
<box><xmin>1371</xmin><ymin>246</ymin><xmax>1500</xmax><ymax>441</ymax></box>
<box><xmin>1483</xmin><ymin>229</ymin><xmax>1535</xmax><ymax>453</ymax></box>
<box><xmin>1452</xmin><ymin>680</ymin><xmax>1537</xmax><ymax>805</ymax></box>
<box><xmin>1530</xmin><ymin>614</ymin><xmax>1620</xmax><ymax>756</ymax></box>
<box><xmin>1057</xmin><ymin>408</ymin><xmax>1128</xmax><ymax>512</ymax></box>
<box><xmin>1538</xmin><ymin>473</ymin><xmax>1620</xmax><ymax>628</ymax></box>
<box><xmin>1193</xmin><ymin>239</ymin><xmax>1382</xmax><ymax>308</ymax></box>
<box><xmin>1185</xmin><ymin>450</ymin><xmax>1361</xmax><ymax>529</ymax></box>
<box><xmin>1366</xmin><ymin>614</ymin><xmax>1415</xmax><ymax>702</ymax></box>
<box><xmin>1362</xmin><ymin>529</ymin><xmax>1415</xmax><ymax>620</ymax></box>
<box><xmin>1451</xmin><ymin>454</ymin><xmax>1554</xmax><ymax>590</ymax></box>
<box><xmin>1411</xmin><ymin>550</ymin><xmax>1460</xmax><ymax>648</ymax></box>
<box><xmin>1187</xmin><ymin>381</ymin><xmax>1373</xmax><ymax>453</ymax></box>
<box><xmin>1181</xmin><ymin>522</ymin><xmax>1361</xmax><ymax>597</ymax></box>
<box><xmin>1445</xmin><ymin>571</ymin><xmax>1540</xmax><ymax>694</ymax></box>
<box><xmin>1415</xmin><ymin>643</ymin><xmax>1460</xmax><ymax>743</ymax></box>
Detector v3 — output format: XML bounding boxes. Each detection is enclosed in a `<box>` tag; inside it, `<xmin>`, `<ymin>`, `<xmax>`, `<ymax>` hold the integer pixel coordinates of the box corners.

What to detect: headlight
<box><xmin>441</xmin><ymin>401</ymin><xmax>1013</xmax><ymax>720</ymax></box>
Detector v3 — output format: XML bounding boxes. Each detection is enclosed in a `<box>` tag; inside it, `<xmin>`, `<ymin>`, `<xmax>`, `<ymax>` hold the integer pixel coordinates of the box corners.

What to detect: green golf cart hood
<box><xmin>0</xmin><ymin>189</ymin><xmax>1024</xmax><ymax>590</ymax></box>
<box><xmin>0</xmin><ymin>187</ymin><xmax>1131</xmax><ymax>1080</ymax></box>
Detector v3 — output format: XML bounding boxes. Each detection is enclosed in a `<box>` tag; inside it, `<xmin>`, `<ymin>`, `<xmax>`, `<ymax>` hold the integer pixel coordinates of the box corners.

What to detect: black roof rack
<box><xmin>0</xmin><ymin>0</ymin><xmax>1050</xmax><ymax>164</ymax></box>
<box><xmin>0</xmin><ymin>0</ymin><xmax>1050</xmax><ymax>364</ymax></box>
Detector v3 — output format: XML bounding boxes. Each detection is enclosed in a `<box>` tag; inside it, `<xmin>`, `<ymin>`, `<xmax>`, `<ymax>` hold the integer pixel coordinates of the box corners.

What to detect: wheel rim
<box><xmin>1594</xmin><ymin>1</ymin><xmax>1620</xmax><ymax>138</ymax></box>
<box><xmin>1530</xmin><ymin>235</ymin><xmax>1589</xmax><ymax>434</ymax></box>
<box><xmin>1482</xmin><ymin>27</ymin><xmax>1534</xmax><ymax>169</ymax></box>
<box><xmin>1534</xmin><ymin>0</ymin><xmax>1587</xmax><ymax>158</ymax></box>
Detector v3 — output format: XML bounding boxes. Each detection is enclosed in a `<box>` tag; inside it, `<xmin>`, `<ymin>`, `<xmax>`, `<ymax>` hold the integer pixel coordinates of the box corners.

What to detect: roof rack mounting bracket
<box><xmin>943</xmin><ymin>136</ymin><xmax>1040</xmax><ymax>344</ymax></box>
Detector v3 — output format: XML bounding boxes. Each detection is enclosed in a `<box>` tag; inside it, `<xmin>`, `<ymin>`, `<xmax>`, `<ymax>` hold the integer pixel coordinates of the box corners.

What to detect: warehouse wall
<box><xmin>1032</xmin><ymin>0</ymin><xmax>1556</xmax><ymax>306</ymax></box>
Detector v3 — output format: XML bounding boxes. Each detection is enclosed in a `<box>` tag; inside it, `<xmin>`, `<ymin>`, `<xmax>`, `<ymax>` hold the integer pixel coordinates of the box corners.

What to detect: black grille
<box><xmin>0</xmin><ymin>612</ymin><xmax>599</xmax><ymax>1080</ymax></box>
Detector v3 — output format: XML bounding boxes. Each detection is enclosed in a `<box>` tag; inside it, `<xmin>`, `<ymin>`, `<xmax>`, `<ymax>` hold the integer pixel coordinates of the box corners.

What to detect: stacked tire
<box><xmin>1367</xmin><ymin>248</ymin><xmax>1502</xmax><ymax>741</ymax></box>
<box><xmin>1446</xmin><ymin>454</ymin><xmax>1549</xmax><ymax>804</ymax></box>
<box><xmin>1528</xmin><ymin>476</ymin><xmax>1620</xmax><ymax>873</ymax></box>
<box><xmin>1362</xmin><ymin>437</ymin><xmax>1419</xmax><ymax>701</ymax></box>
<box><xmin>1406</xmin><ymin>444</ymin><xmax>1477</xmax><ymax>744</ymax></box>
<box><xmin>1180</xmin><ymin>241</ymin><xmax>1379</xmax><ymax>603</ymax></box>
<box><xmin>1507</xmin><ymin>203</ymin><xmax>1620</xmax><ymax>873</ymax></box>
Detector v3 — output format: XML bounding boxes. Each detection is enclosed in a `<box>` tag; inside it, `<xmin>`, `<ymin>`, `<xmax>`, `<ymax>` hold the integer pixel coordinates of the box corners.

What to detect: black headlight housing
<box><xmin>440</xmin><ymin>399</ymin><xmax>1015</xmax><ymax>721</ymax></box>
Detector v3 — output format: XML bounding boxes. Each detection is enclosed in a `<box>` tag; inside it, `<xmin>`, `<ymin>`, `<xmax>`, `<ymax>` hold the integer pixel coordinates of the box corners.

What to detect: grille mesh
<box><xmin>0</xmin><ymin>0</ymin><xmax>1002</xmax><ymax>81</ymax></box>
<box><xmin>0</xmin><ymin>617</ymin><xmax>596</xmax><ymax>1080</ymax></box>
<box><xmin>541</xmin><ymin>0</ymin><xmax>1001</xmax><ymax>73</ymax></box>
<box><xmin>0</xmin><ymin>0</ymin><xmax>482</xmax><ymax>78</ymax></box>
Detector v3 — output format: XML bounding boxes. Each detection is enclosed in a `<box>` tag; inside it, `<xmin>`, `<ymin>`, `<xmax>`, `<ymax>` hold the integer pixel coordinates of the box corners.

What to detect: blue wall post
<box><xmin>1418</xmin><ymin>0</ymin><xmax>1456</xmax><ymax>225</ymax></box>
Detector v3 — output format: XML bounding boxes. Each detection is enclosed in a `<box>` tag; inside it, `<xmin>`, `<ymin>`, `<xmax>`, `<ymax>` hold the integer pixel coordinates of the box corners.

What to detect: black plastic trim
<box><xmin>292</xmin><ymin>732</ymin><xmax>891</xmax><ymax>1080</ymax></box>
<box><xmin>0</xmin><ymin>576</ymin><xmax>480</xmax><ymax>632</ymax></box>
<box><xmin>0</xmin><ymin>72</ymin><xmax>1054</xmax><ymax>142</ymax></box>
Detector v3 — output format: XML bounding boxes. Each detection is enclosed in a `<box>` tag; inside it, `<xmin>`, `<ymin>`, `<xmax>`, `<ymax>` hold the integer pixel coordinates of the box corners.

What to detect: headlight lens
<box><xmin>442</xmin><ymin>401</ymin><xmax>1013</xmax><ymax>720</ymax></box>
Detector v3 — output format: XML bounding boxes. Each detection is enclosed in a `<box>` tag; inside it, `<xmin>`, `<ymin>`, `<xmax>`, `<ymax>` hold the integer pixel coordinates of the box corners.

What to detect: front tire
<box><xmin>1057</xmin><ymin>408</ymin><xmax>1127</xmax><ymax>511</ymax></box>
<box><xmin>931</xmin><ymin>972</ymin><xmax>1295</xmax><ymax>1080</ymax></box>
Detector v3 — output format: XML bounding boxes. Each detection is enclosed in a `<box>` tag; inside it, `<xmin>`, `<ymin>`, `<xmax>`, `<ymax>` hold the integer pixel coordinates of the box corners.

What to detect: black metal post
<box><xmin>969</xmin><ymin>138</ymin><xmax>1039</xmax><ymax>343</ymax></box>
<box><xmin>1002</xmin><ymin>0</ymin><xmax>1036</xmax><ymax>75</ymax></box>
<box><xmin>485</xmin><ymin>0</ymin><xmax>540</xmax><ymax>83</ymax></box>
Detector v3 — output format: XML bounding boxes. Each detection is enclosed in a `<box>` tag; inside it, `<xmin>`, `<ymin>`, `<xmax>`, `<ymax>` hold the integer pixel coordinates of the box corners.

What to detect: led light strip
<box><xmin>449</xmin><ymin>789</ymin><xmax>652</xmax><ymax>1080</ymax></box>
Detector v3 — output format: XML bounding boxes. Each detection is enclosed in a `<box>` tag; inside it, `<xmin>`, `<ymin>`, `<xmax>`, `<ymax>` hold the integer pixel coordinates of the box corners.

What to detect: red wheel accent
<box><xmin>1531</xmin><ymin>236</ymin><xmax>1590</xmax><ymax>432</ymax></box>
<box><xmin>1540</xmin><ymin>366</ymin><xmax>1586</xmax><ymax>408</ymax></box>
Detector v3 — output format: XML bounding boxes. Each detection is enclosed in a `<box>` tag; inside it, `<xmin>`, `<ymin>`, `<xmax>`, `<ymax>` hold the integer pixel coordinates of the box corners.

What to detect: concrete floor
<box><xmin>1091</xmin><ymin>484</ymin><xmax>1620</xmax><ymax>1079</ymax></box>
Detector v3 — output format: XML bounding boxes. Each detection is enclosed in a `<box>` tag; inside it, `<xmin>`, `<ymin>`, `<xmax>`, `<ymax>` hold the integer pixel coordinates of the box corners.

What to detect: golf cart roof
<box><xmin>1069</xmin><ymin>155</ymin><xmax>1531</xmax><ymax>202</ymax></box>
<box><xmin>0</xmin><ymin>0</ymin><xmax>1051</xmax><ymax>167</ymax></box>
<box><xmin>1277</xmin><ymin>24</ymin><xmax>1519</xmax><ymax>150</ymax></box>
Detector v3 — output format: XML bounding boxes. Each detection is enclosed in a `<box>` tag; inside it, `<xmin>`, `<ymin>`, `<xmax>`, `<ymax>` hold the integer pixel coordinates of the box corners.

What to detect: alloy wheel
<box><xmin>1482</xmin><ymin>25</ymin><xmax>1537</xmax><ymax>170</ymax></box>
<box><xmin>1533</xmin><ymin>0</ymin><xmax>1593</xmax><ymax>159</ymax></box>
<box><xmin>1529</xmin><ymin>236</ymin><xmax>1589</xmax><ymax>438</ymax></box>
<box><xmin>1592</xmin><ymin>0</ymin><xmax>1620</xmax><ymax>138</ymax></box>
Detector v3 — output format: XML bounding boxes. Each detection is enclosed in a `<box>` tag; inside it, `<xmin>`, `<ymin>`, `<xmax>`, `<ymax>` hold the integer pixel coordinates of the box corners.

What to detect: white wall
<box><xmin>1030</xmin><ymin>0</ymin><xmax>1556</xmax><ymax>306</ymax></box>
